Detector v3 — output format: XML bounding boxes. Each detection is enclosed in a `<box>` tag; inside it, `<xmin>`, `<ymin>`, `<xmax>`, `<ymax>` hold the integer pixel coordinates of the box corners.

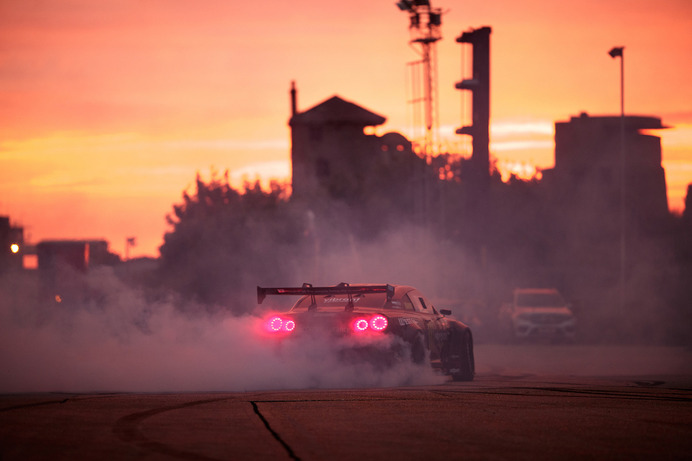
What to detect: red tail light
<box><xmin>354</xmin><ymin>319</ymin><xmax>369</xmax><ymax>331</ymax></box>
<box><xmin>370</xmin><ymin>315</ymin><xmax>388</xmax><ymax>331</ymax></box>
<box><xmin>265</xmin><ymin>316</ymin><xmax>296</xmax><ymax>333</ymax></box>
<box><xmin>351</xmin><ymin>314</ymin><xmax>389</xmax><ymax>333</ymax></box>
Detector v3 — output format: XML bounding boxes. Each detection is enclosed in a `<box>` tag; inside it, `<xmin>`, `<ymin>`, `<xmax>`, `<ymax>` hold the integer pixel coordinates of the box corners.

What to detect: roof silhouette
<box><xmin>291</xmin><ymin>96</ymin><xmax>386</xmax><ymax>126</ymax></box>
<box><xmin>561</xmin><ymin>113</ymin><xmax>669</xmax><ymax>130</ymax></box>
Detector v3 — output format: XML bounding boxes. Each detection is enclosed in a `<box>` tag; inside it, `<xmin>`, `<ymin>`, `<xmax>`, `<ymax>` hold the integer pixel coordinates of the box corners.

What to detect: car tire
<box><xmin>410</xmin><ymin>333</ymin><xmax>427</xmax><ymax>365</ymax></box>
<box><xmin>451</xmin><ymin>331</ymin><xmax>474</xmax><ymax>382</ymax></box>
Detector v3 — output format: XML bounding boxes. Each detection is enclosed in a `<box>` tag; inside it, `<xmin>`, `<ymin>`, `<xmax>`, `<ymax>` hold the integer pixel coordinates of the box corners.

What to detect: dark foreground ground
<box><xmin>1</xmin><ymin>345</ymin><xmax>691</xmax><ymax>460</ymax></box>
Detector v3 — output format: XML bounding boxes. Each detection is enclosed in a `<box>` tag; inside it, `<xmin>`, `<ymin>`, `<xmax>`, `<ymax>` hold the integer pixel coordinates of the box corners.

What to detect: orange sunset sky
<box><xmin>1</xmin><ymin>0</ymin><xmax>691</xmax><ymax>258</ymax></box>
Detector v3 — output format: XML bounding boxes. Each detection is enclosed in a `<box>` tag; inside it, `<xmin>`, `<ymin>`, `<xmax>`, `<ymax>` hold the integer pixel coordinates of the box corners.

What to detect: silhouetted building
<box><xmin>36</xmin><ymin>239</ymin><xmax>118</xmax><ymax>273</ymax></box>
<box><xmin>289</xmin><ymin>84</ymin><xmax>422</xmax><ymax>207</ymax></box>
<box><xmin>548</xmin><ymin>112</ymin><xmax>669</xmax><ymax>232</ymax></box>
<box><xmin>538</xmin><ymin>112</ymin><xmax>671</xmax><ymax>301</ymax></box>
<box><xmin>0</xmin><ymin>216</ymin><xmax>24</xmax><ymax>272</ymax></box>
<box><xmin>683</xmin><ymin>184</ymin><xmax>692</xmax><ymax>227</ymax></box>
<box><xmin>36</xmin><ymin>239</ymin><xmax>120</xmax><ymax>304</ymax></box>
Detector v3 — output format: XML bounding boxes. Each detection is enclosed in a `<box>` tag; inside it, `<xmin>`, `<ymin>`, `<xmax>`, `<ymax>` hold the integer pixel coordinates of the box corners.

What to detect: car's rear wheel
<box><xmin>410</xmin><ymin>333</ymin><xmax>427</xmax><ymax>364</ymax></box>
<box><xmin>450</xmin><ymin>331</ymin><xmax>474</xmax><ymax>382</ymax></box>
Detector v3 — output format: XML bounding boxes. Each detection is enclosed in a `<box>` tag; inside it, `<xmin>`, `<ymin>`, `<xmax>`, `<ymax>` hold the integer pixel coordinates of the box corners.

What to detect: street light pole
<box><xmin>609</xmin><ymin>46</ymin><xmax>625</xmax><ymax>316</ymax></box>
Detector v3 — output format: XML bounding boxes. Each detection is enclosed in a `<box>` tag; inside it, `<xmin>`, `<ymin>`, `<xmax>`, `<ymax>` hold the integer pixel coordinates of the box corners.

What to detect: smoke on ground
<box><xmin>0</xmin><ymin>267</ymin><xmax>443</xmax><ymax>393</ymax></box>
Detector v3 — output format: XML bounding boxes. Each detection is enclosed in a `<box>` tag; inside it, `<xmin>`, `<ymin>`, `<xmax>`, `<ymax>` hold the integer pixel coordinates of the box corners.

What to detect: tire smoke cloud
<box><xmin>0</xmin><ymin>267</ymin><xmax>443</xmax><ymax>393</ymax></box>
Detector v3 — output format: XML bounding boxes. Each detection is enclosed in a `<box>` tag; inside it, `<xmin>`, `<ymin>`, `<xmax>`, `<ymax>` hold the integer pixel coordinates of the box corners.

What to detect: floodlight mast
<box><xmin>397</xmin><ymin>0</ymin><xmax>443</xmax><ymax>159</ymax></box>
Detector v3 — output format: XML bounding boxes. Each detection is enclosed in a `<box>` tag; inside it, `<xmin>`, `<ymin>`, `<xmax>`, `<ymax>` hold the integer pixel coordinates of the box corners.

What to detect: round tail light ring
<box><xmin>269</xmin><ymin>316</ymin><xmax>283</xmax><ymax>331</ymax></box>
<box><xmin>370</xmin><ymin>315</ymin><xmax>388</xmax><ymax>331</ymax></box>
<box><xmin>354</xmin><ymin>318</ymin><xmax>369</xmax><ymax>331</ymax></box>
<box><xmin>267</xmin><ymin>316</ymin><xmax>296</xmax><ymax>333</ymax></box>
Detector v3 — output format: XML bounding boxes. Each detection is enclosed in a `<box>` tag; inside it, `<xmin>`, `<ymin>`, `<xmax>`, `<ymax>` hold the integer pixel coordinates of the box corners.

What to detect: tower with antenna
<box><xmin>396</xmin><ymin>0</ymin><xmax>443</xmax><ymax>158</ymax></box>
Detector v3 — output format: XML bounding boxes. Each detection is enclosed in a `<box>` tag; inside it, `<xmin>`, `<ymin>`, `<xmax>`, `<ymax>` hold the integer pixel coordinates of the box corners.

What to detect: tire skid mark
<box><xmin>538</xmin><ymin>386</ymin><xmax>692</xmax><ymax>402</ymax></box>
<box><xmin>0</xmin><ymin>394</ymin><xmax>113</xmax><ymax>412</ymax></box>
<box><xmin>0</xmin><ymin>399</ymin><xmax>70</xmax><ymax>412</ymax></box>
<box><xmin>430</xmin><ymin>387</ymin><xmax>692</xmax><ymax>402</ymax></box>
<box><xmin>250</xmin><ymin>401</ymin><xmax>301</xmax><ymax>461</ymax></box>
<box><xmin>113</xmin><ymin>397</ymin><xmax>230</xmax><ymax>461</ymax></box>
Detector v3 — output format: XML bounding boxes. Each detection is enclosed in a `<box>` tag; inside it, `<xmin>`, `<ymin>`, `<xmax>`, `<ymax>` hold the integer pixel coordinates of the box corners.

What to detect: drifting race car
<box><xmin>257</xmin><ymin>283</ymin><xmax>475</xmax><ymax>381</ymax></box>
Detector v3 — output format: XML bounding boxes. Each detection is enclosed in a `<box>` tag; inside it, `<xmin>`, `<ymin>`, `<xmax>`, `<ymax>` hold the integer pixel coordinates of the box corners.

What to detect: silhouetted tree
<box><xmin>159</xmin><ymin>171</ymin><xmax>304</xmax><ymax>311</ymax></box>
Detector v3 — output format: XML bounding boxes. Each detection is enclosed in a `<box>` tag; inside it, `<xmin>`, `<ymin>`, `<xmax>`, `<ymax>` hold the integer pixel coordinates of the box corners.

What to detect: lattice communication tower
<box><xmin>396</xmin><ymin>0</ymin><xmax>443</xmax><ymax>158</ymax></box>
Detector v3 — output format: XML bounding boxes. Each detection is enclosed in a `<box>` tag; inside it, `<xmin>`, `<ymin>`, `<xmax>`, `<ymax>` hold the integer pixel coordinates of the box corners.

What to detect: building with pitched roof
<box><xmin>288</xmin><ymin>84</ymin><xmax>421</xmax><ymax>205</ymax></box>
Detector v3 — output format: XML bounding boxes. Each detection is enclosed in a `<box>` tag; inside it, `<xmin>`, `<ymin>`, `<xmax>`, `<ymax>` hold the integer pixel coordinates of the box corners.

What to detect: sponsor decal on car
<box><xmin>324</xmin><ymin>297</ymin><xmax>362</xmax><ymax>303</ymax></box>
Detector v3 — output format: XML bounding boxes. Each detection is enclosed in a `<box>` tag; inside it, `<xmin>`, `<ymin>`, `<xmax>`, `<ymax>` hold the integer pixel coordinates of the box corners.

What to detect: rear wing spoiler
<box><xmin>257</xmin><ymin>282</ymin><xmax>395</xmax><ymax>307</ymax></box>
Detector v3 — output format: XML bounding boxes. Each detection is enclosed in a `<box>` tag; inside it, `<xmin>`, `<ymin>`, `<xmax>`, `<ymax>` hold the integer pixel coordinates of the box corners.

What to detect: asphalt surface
<box><xmin>1</xmin><ymin>346</ymin><xmax>691</xmax><ymax>460</ymax></box>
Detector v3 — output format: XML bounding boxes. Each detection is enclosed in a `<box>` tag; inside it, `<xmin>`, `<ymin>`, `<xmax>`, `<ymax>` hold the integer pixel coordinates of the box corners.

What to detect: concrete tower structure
<box><xmin>551</xmin><ymin>112</ymin><xmax>669</xmax><ymax>230</ymax></box>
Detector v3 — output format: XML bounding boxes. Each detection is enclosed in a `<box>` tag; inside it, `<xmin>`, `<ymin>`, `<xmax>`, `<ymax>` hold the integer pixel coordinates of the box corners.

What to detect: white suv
<box><xmin>501</xmin><ymin>288</ymin><xmax>576</xmax><ymax>341</ymax></box>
